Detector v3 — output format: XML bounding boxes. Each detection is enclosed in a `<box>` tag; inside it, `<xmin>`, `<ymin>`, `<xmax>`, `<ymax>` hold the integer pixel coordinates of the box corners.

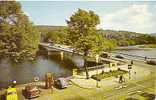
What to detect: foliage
<box><xmin>39</xmin><ymin>25</ymin><xmax>156</xmax><ymax>47</ymax></box>
<box><xmin>65</xmin><ymin>9</ymin><xmax>115</xmax><ymax>55</ymax></box>
<box><xmin>64</xmin><ymin>9</ymin><xmax>117</xmax><ymax>78</ymax></box>
<box><xmin>99</xmin><ymin>30</ymin><xmax>156</xmax><ymax>46</ymax></box>
<box><xmin>150</xmin><ymin>33</ymin><xmax>156</xmax><ymax>37</ymax></box>
<box><xmin>135</xmin><ymin>34</ymin><xmax>156</xmax><ymax>45</ymax></box>
<box><xmin>0</xmin><ymin>1</ymin><xmax>40</xmax><ymax>61</ymax></box>
<box><xmin>43</xmin><ymin>28</ymin><xmax>67</xmax><ymax>44</ymax></box>
<box><xmin>91</xmin><ymin>69</ymin><xmax>128</xmax><ymax>80</ymax></box>
<box><xmin>37</xmin><ymin>25</ymin><xmax>68</xmax><ymax>44</ymax></box>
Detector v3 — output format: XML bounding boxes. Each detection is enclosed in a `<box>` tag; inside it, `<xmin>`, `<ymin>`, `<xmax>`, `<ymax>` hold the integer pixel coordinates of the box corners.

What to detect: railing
<box><xmin>40</xmin><ymin>43</ymin><xmax>121</xmax><ymax>64</ymax></box>
<box><xmin>111</xmin><ymin>51</ymin><xmax>156</xmax><ymax>60</ymax></box>
<box><xmin>78</xmin><ymin>64</ymin><xmax>105</xmax><ymax>71</ymax></box>
<box><xmin>39</xmin><ymin>42</ymin><xmax>84</xmax><ymax>55</ymax></box>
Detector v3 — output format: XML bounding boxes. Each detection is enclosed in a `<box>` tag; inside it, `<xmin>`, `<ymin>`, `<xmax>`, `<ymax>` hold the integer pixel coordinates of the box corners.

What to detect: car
<box><xmin>25</xmin><ymin>85</ymin><xmax>40</xmax><ymax>99</ymax></box>
<box><xmin>146</xmin><ymin>60</ymin><xmax>156</xmax><ymax>65</ymax></box>
<box><xmin>55</xmin><ymin>78</ymin><xmax>68</xmax><ymax>89</ymax></box>
<box><xmin>91</xmin><ymin>75</ymin><xmax>101</xmax><ymax>81</ymax></box>
<box><xmin>6</xmin><ymin>87</ymin><xmax>18</xmax><ymax>100</ymax></box>
<box><xmin>115</xmin><ymin>55</ymin><xmax>125</xmax><ymax>59</ymax></box>
<box><xmin>100</xmin><ymin>52</ymin><xmax>111</xmax><ymax>58</ymax></box>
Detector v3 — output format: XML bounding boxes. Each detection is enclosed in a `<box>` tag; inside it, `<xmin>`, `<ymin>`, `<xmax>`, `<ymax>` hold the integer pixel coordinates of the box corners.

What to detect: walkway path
<box><xmin>70</xmin><ymin>60</ymin><xmax>154</xmax><ymax>89</ymax></box>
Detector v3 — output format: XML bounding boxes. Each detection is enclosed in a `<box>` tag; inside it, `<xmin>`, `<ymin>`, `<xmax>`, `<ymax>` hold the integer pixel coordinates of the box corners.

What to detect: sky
<box><xmin>20</xmin><ymin>1</ymin><xmax>156</xmax><ymax>34</ymax></box>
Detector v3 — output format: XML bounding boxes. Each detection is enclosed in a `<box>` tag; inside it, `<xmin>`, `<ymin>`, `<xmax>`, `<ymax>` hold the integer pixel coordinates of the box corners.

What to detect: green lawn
<box><xmin>91</xmin><ymin>69</ymin><xmax>128</xmax><ymax>80</ymax></box>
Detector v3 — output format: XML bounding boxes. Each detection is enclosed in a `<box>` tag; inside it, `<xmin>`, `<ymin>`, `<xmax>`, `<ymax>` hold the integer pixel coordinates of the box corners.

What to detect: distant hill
<box><xmin>99</xmin><ymin>30</ymin><xmax>156</xmax><ymax>46</ymax></box>
<box><xmin>36</xmin><ymin>25</ymin><xmax>66</xmax><ymax>33</ymax></box>
<box><xmin>36</xmin><ymin>25</ymin><xmax>156</xmax><ymax>46</ymax></box>
<box><xmin>150</xmin><ymin>33</ymin><xmax>156</xmax><ymax>37</ymax></box>
<box><xmin>98</xmin><ymin>29</ymin><xmax>142</xmax><ymax>40</ymax></box>
<box><xmin>36</xmin><ymin>25</ymin><xmax>143</xmax><ymax>37</ymax></box>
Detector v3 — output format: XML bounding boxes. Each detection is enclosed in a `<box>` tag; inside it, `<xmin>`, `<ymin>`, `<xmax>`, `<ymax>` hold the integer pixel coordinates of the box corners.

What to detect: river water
<box><xmin>114</xmin><ymin>46</ymin><xmax>156</xmax><ymax>60</ymax></box>
<box><xmin>0</xmin><ymin>47</ymin><xmax>156</xmax><ymax>88</ymax></box>
<box><xmin>0</xmin><ymin>52</ymin><xmax>84</xmax><ymax>88</ymax></box>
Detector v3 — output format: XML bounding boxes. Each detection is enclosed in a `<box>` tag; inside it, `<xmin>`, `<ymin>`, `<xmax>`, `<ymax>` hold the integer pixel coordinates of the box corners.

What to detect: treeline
<box><xmin>37</xmin><ymin>25</ymin><xmax>67</xmax><ymax>44</ymax></box>
<box><xmin>37</xmin><ymin>25</ymin><xmax>116</xmax><ymax>51</ymax></box>
<box><xmin>99</xmin><ymin>30</ymin><xmax>156</xmax><ymax>46</ymax></box>
<box><xmin>37</xmin><ymin>26</ymin><xmax>156</xmax><ymax>47</ymax></box>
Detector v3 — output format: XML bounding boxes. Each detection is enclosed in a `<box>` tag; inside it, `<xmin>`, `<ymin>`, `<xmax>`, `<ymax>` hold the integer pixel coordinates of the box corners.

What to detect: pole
<box><xmin>84</xmin><ymin>51</ymin><xmax>89</xmax><ymax>79</ymax></box>
<box><xmin>96</xmin><ymin>54</ymin><xmax>100</xmax><ymax>88</ymax></box>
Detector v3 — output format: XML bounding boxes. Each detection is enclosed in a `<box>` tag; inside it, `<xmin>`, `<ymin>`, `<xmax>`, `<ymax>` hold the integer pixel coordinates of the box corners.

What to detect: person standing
<box><xmin>129</xmin><ymin>70</ymin><xmax>131</xmax><ymax>79</ymax></box>
<box><xmin>119</xmin><ymin>75</ymin><xmax>123</xmax><ymax>83</ymax></box>
<box><xmin>145</xmin><ymin>56</ymin><xmax>147</xmax><ymax>61</ymax></box>
<box><xmin>131</xmin><ymin>60</ymin><xmax>133</xmax><ymax>65</ymax></box>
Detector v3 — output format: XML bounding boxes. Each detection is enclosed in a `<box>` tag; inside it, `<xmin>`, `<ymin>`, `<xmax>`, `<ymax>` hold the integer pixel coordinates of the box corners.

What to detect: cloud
<box><xmin>98</xmin><ymin>4</ymin><xmax>156</xmax><ymax>33</ymax></box>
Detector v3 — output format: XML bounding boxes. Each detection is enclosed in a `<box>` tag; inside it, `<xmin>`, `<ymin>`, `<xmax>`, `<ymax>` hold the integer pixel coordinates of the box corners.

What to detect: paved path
<box><xmin>103</xmin><ymin>76</ymin><xmax>156</xmax><ymax>100</ymax></box>
<box><xmin>70</xmin><ymin>60</ymin><xmax>154</xmax><ymax>89</ymax></box>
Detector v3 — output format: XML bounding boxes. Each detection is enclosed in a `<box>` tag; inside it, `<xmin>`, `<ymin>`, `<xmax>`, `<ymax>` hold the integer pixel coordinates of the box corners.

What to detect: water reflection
<box><xmin>0</xmin><ymin>52</ymin><xmax>84</xmax><ymax>88</ymax></box>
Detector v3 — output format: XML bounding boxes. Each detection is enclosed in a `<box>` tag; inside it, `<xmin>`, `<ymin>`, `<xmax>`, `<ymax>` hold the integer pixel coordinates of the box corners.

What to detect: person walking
<box><xmin>145</xmin><ymin>56</ymin><xmax>147</xmax><ymax>61</ymax></box>
<box><xmin>119</xmin><ymin>75</ymin><xmax>123</xmax><ymax>83</ymax></box>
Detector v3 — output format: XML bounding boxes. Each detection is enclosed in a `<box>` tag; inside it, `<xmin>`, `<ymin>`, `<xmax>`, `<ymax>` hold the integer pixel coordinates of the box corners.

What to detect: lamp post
<box><xmin>96</xmin><ymin>54</ymin><xmax>100</xmax><ymax>88</ymax></box>
<box><xmin>96</xmin><ymin>54</ymin><xmax>99</xmax><ymax>64</ymax></box>
<box><xmin>60</xmin><ymin>51</ymin><xmax>64</xmax><ymax>61</ymax></box>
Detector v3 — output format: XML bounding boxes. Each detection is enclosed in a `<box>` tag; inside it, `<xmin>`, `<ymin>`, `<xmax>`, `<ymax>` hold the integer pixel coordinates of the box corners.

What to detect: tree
<box><xmin>66</xmin><ymin>9</ymin><xmax>110</xmax><ymax>79</ymax></box>
<box><xmin>0</xmin><ymin>1</ymin><xmax>40</xmax><ymax>61</ymax></box>
<box><xmin>42</xmin><ymin>28</ymin><xmax>68</xmax><ymax>44</ymax></box>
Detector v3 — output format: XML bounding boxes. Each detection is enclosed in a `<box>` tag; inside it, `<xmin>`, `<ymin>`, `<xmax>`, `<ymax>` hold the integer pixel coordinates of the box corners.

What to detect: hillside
<box><xmin>150</xmin><ymin>33</ymin><xmax>156</xmax><ymax>37</ymax></box>
<box><xmin>99</xmin><ymin>30</ymin><xmax>156</xmax><ymax>46</ymax></box>
<box><xmin>36</xmin><ymin>25</ymin><xmax>143</xmax><ymax>38</ymax></box>
<box><xmin>36</xmin><ymin>25</ymin><xmax>156</xmax><ymax>46</ymax></box>
<box><xmin>98</xmin><ymin>29</ymin><xmax>141</xmax><ymax>40</ymax></box>
<box><xmin>36</xmin><ymin>25</ymin><xmax>66</xmax><ymax>33</ymax></box>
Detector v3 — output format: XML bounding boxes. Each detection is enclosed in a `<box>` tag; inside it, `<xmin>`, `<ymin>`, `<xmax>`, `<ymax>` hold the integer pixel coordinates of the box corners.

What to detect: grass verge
<box><xmin>91</xmin><ymin>69</ymin><xmax>128</xmax><ymax>80</ymax></box>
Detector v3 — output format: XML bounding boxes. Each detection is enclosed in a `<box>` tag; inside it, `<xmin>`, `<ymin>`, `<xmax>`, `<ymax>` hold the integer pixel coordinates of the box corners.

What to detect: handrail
<box><xmin>78</xmin><ymin>64</ymin><xmax>105</xmax><ymax>71</ymax></box>
<box><xmin>111</xmin><ymin>51</ymin><xmax>156</xmax><ymax>59</ymax></box>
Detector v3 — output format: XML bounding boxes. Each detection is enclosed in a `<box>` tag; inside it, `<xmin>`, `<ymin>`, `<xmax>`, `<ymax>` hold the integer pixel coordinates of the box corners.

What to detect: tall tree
<box><xmin>66</xmin><ymin>9</ymin><xmax>112</xmax><ymax>79</ymax></box>
<box><xmin>0</xmin><ymin>1</ymin><xmax>40</xmax><ymax>61</ymax></box>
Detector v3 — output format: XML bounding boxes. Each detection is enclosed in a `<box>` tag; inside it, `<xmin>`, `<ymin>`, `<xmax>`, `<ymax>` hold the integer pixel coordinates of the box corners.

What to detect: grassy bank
<box><xmin>139</xmin><ymin>44</ymin><xmax>156</xmax><ymax>48</ymax></box>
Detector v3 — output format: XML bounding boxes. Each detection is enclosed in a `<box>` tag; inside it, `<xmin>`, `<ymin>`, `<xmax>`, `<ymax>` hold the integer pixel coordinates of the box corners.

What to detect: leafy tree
<box><xmin>0</xmin><ymin>1</ymin><xmax>40</xmax><ymax>61</ymax></box>
<box><xmin>66</xmin><ymin>9</ymin><xmax>115</xmax><ymax>79</ymax></box>
<box><xmin>42</xmin><ymin>28</ymin><xmax>68</xmax><ymax>44</ymax></box>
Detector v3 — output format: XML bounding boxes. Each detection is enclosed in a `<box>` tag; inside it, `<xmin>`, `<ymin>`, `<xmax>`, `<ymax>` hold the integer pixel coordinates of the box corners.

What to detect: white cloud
<box><xmin>98</xmin><ymin>4</ymin><xmax>156</xmax><ymax>33</ymax></box>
